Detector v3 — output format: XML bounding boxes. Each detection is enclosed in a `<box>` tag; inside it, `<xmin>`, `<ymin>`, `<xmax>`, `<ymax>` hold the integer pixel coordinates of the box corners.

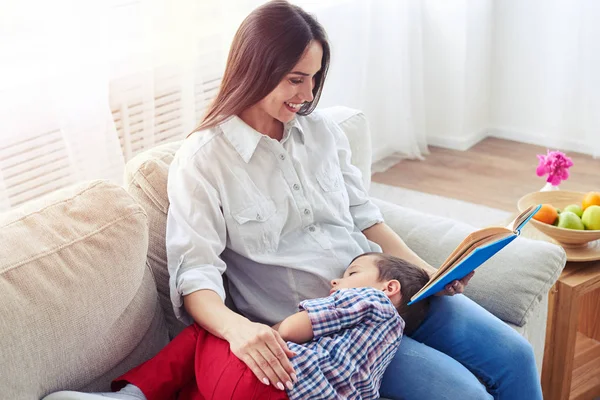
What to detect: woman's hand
<box><xmin>224</xmin><ymin>319</ymin><xmax>298</xmax><ymax>391</ymax></box>
<box><xmin>435</xmin><ymin>271</ymin><xmax>475</xmax><ymax>297</ymax></box>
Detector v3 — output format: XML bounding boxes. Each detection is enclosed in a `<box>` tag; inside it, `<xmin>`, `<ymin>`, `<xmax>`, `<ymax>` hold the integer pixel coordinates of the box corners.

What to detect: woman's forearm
<box><xmin>185</xmin><ymin>289</ymin><xmax>298</xmax><ymax>387</ymax></box>
<box><xmin>183</xmin><ymin>289</ymin><xmax>248</xmax><ymax>340</ymax></box>
<box><xmin>362</xmin><ymin>222</ymin><xmax>437</xmax><ymax>277</ymax></box>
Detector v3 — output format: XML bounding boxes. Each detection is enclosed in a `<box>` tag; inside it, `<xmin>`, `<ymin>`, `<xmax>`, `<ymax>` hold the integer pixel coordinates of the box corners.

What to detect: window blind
<box><xmin>0</xmin><ymin>129</ymin><xmax>74</xmax><ymax>208</ymax></box>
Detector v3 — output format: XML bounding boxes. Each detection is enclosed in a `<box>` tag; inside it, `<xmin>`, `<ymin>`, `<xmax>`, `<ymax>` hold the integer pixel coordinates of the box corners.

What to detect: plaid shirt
<box><xmin>286</xmin><ymin>287</ymin><xmax>404</xmax><ymax>400</ymax></box>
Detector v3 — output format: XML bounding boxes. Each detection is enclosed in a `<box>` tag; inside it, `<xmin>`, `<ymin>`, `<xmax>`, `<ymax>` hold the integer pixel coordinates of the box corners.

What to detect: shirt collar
<box><xmin>220</xmin><ymin>116</ymin><xmax>305</xmax><ymax>163</ymax></box>
<box><xmin>283</xmin><ymin>117</ymin><xmax>305</xmax><ymax>145</ymax></box>
<box><xmin>219</xmin><ymin>116</ymin><xmax>263</xmax><ymax>163</ymax></box>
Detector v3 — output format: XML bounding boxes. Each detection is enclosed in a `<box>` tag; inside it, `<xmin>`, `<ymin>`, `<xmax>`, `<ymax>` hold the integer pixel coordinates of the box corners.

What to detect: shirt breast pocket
<box><xmin>231</xmin><ymin>198</ymin><xmax>280</xmax><ymax>254</ymax></box>
<box><xmin>315</xmin><ymin>164</ymin><xmax>350</xmax><ymax>220</ymax></box>
<box><xmin>316</xmin><ymin>167</ymin><xmax>344</xmax><ymax>193</ymax></box>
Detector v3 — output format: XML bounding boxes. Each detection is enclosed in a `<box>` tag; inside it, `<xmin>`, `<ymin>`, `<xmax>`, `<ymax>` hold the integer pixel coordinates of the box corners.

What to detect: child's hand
<box><xmin>225</xmin><ymin>319</ymin><xmax>298</xmax><ymax>391</ymax></box>
<box><xmin>436</xmin><ymin>271</ymin><xmax>475</xmax><ymax>297</ymax></box>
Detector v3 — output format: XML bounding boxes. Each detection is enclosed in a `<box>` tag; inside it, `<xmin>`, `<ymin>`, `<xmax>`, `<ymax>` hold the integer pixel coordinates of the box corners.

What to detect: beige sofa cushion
<box><xmin>374</xmin><ymin>198</ymin><xmax>566</xmax><ymax>327</ymax></box>
<box><xmin>0</xmin><ymin>180</ymin><xmax>168</xmax><ymax>400</ymax></box>
<box><xmin>124</xmin><ymin>108</ymin><xmax>373</xmax><ymax>338</ymax></box>
<box><xmin>125</xmin><ymin>141</ymin><xmax>188</xmax><ymax>339</ymax></box>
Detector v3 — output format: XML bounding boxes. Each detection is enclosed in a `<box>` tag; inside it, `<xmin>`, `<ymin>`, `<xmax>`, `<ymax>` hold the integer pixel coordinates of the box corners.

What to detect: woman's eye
<box><xmin>349</xmin><ymin>272</ymin><xmax>356</xmax><ymax>276</ymax></box>
<box><xmin>289</xmin><ymin>79</ymin><xmax>303</xmax><ymax>85</ymax></box>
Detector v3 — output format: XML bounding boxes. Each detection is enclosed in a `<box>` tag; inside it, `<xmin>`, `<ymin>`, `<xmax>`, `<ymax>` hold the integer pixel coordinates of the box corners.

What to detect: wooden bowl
<box><xmin>517</xmin><ymin>191</ymin><xmax>600</xmax><ymax>247</ymax></box>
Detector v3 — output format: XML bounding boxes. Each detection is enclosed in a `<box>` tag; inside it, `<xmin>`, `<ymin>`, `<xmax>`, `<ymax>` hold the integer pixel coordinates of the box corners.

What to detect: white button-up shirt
<box><xmin>166</xmin><ymin>111</ymin><xmax>384</xmax><ymax>325</ymax></box>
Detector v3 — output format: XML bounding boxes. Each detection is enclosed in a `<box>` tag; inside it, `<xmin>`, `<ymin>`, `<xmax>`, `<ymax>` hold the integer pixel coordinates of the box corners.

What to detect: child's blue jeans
<box><xmin>380</xmin><ymin>294</ymin><xmax>543</xmax><ymax>400</ymax></box>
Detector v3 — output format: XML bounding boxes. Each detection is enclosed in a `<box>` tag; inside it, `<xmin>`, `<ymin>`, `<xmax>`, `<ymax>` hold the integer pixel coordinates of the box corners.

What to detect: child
<box><xmin>44</xmin><ymin>253</ymin><xmax>430</xmax><ymax>400</ymax></box>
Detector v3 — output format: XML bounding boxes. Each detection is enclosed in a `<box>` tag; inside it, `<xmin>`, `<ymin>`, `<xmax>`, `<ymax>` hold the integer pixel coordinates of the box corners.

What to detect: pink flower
<box><xmin>536</xmin><ymin>150</ymin><xmax>573</xmax><ymax>186</ymax></box>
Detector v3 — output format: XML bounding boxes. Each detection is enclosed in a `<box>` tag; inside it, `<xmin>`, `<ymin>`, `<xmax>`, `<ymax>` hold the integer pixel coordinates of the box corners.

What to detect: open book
<box><xmin>408</xmin><ymin>204</ymin><xmax>541</xmax><ymax>305</ymax></box>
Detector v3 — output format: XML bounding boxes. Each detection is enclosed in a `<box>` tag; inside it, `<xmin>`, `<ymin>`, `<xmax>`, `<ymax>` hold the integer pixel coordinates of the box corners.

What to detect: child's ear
<box><xmin>383</xmin><ymin>279</ymin><xmax>401</xmax><ymax>297</ymax></box>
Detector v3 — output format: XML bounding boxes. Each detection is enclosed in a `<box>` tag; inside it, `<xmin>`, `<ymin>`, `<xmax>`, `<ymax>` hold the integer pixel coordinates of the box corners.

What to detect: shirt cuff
<box><xmin>171</xmin><ymin>268</ymin><xmax>226</xmax><ymax>324</ymax></box>
<box><xmin>351</xmin><ymin>199</ymin><xmax>385</xmax><ymax>231</ymax></box>
<box><xmin>298</xmin><ymin>295</ymin><xmax>340</xmax><ymax>338</ymax></box>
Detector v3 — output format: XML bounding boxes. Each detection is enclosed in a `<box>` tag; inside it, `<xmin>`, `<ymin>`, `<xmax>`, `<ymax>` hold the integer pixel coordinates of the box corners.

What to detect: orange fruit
<box><xmin>582</xmin><ymin>192</ymin><xmax>600</xmax><ymax>210</ymax></box>
<box><xmin>533</xmin><ymin>204</ymin><xmax>559</xmax><ymax>225</ymax></box>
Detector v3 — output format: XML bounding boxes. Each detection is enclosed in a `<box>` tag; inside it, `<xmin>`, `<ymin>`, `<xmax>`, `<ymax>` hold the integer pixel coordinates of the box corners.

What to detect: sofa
<box><xmin>0</xmin><ymin>107</ymin><xmax>566</xmax><ymax>400</ymax></box>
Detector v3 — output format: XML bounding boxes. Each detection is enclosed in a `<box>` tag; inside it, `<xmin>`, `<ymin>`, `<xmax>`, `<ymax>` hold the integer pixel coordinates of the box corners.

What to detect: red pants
<box><xmin>112</xmin><ymin>324</ymin><xmax>289</xmax><ymax>400</ymax></box>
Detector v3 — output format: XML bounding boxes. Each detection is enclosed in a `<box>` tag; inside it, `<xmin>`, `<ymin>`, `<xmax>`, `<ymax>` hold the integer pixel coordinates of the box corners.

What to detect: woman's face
<box><xmin>257</xmin><ymin>40</ymin><xmax>323</xmax><ymax>123</ymax></box>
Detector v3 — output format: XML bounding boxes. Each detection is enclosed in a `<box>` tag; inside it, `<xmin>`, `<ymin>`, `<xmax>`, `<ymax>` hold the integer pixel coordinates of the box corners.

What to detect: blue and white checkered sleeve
<box><xmin>299</xmin><ymin>287</ymin><xmax>398</xmax><ymax>339</ymax></box>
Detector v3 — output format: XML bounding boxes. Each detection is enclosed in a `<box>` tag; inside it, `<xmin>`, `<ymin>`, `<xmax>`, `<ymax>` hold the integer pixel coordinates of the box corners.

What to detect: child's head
<box><xmin>330</xmin><ymin>252</ymin><xmax>431</xmax><ymax>335</ymax></box>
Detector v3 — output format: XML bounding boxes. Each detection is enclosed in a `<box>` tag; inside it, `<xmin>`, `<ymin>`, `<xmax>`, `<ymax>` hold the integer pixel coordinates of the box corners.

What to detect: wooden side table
<box><xmin>541</xmin><ymin>259</ymin><xmax>600</xmax><ymax>400</ymax></box>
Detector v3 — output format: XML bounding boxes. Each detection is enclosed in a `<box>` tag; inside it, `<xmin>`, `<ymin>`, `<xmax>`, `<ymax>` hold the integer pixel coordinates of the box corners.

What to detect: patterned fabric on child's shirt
<box><xmin>286</xmin><ymin>287</ymin><xmax>404</xmax><ymax>400</ymax></box>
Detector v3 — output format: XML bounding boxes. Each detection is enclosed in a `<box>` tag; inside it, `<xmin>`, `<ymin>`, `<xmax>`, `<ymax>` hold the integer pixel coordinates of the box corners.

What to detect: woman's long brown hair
<box><xmin>188</xmin><ymin>0</ymin><xmax>330</xmax><ymax>136</ymax></box>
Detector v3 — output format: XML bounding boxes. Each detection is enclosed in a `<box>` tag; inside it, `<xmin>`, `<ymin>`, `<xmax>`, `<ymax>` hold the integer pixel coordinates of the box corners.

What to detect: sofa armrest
<box><xmin>373</xmin><ymin>198</ymin><xmax>566</xmax><ymax>327</ymax></box>
<box><xmin>507</xmin><ymin>293</ymin><xmax>549</xmax><ymax>373</ymax></box>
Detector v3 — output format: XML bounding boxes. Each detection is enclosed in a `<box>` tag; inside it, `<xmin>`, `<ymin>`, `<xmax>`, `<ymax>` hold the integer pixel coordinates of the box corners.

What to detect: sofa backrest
<box><xmin>0</xmin><ymin>180</ymin><xmax>169</xmax><ymax>399</ymax></box>
<box><xmin>124</xmin><ymin>107</ymin><xmax>372</xmax><ymax>338</ymax></box>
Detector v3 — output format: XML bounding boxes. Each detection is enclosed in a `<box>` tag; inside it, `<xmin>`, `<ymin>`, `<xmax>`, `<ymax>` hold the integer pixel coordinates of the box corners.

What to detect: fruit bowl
<box><xmin>517</xmin><ymin>191</ymin><xmax>600</xmax><ymax>247</ymax></box>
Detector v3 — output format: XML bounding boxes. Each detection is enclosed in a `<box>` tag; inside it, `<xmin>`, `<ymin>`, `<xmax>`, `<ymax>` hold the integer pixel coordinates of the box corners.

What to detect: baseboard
<box><xmin>426</xmin><ymin>129</ymin><xmax>488</xmax><ymax>151</ymax></box>
<box><xmin>488</xmin><ymin>127</ymin><xmax>594</xmax><ymax>156</ymax></box>
<box><xmin>427</xmin><ymin>127</ymin><xmax>596</xmax><ymax>156</ymax></box>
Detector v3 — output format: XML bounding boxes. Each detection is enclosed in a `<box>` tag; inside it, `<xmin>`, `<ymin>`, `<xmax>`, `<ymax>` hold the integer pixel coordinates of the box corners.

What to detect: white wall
<box><xmin>423</xmin><ymin>0</ymin><xmax>494</xmax><ymax>150</ymax></box>
<box><xmin>464</xmin><ymin>0</ymin><xmax>493</xmax><ymax>144</ymax></box>
<box><xmin>422</xmin><ymin>0</ymin><xmax>466</xmax><ymax>147</ymax></box>
<box><xmin>420</xmin><ymin>0</ymin><xmax>599</xmax><ymax>158</ymax></box>
<box><xmin>490</xmin><ymin>0</ymin><xmax>600</xmax><ymax>156</ymax></box>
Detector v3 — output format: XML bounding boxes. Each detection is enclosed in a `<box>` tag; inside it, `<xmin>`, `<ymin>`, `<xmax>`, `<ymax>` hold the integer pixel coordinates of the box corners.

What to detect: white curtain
<box><xmin>298</xmin><ymin>0</ymin><xmax>429</xmax><ymax>171</ymax></box>
<box><xmin>0</xmin><ymin>0</ymin><xmax>429</xmax><ymax>212</ymax></box>
<box><xmin>0</xmin><ymin>0</ymin><xmax>242</xmax><ymax>211</ymax></box>
<box><xmin>0</xmin><ymin>2</ymin><xmax>123</xmax><ymax>210</ymax></box>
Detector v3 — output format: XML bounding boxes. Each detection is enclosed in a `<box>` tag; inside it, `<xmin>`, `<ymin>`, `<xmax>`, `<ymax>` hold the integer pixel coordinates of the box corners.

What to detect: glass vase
<box><xmin>540</xmin><ymin>182</ymin><xmax>560</xmax><ymax>192</ymax></box>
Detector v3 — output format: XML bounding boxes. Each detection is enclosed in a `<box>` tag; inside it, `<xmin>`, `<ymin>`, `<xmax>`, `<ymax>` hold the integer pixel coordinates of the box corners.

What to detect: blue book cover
<box><xmin>408</xmin><ymin>204</ymin><xmax>541</xmax><ymax>305</ymax></box>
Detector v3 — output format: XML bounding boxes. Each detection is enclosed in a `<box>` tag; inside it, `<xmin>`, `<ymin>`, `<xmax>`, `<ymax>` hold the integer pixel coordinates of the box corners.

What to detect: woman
<box><xmin>165</xmin><ymin>2</ymin><xmax>542</xmax><ymax>399</ymax></box>
<box><xmin>46</xmin><ymin>1</ymin><xmax>542</xmax><ymax>399</ymax></box>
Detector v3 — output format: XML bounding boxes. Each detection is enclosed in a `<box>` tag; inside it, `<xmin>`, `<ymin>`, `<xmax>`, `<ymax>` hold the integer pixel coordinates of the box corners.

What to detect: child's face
<box><xmin>329</xmin><ymin>254</ymin><xmax>385</xmax><ymax>295</ymax></box>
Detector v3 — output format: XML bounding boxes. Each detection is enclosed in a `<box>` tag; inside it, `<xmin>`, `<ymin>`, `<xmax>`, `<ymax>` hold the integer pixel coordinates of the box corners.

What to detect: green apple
<box><xmin>563</xmin><ymin>204</ymin><xmax>583</xmax><ymax>218</ymax></box>
<box><xmin>557</xmin><ymin>211</ymin><xmax>585</xmax><ymax>230</ymax></box>
<box><xmin>581</xmin><ymin>205</ymin><xmax>600</xmax><ymax>230</ymax></box>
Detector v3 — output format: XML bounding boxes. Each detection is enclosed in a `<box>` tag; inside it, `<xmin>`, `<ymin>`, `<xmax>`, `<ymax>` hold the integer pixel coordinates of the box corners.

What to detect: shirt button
<box><xmin>293</xmin><ymin>184</ymin><xmax>300</xmax><ymax>191</ymax></box>
<box><xmin>308</xmin><ymin>226</ymin><xmax>316</xmax><ymax>232</ymax></box>
<box><xmin>256</xmin><ymin>213</ymin><xmax>262</xmax><ymax>221</ymax></box>
<box><xmin>304</xmin><ymin>209</ymin><xmax>310</xmax><ymax>215</ymax></box>
<box><xmin>279</xmin><ymin>154</ymin><xmax>286</xmax><ymax>160</ymax></box>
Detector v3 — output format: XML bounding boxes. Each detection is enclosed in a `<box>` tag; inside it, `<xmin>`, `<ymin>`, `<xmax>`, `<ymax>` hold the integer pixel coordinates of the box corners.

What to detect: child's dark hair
<box><xmin>352</xmin><ymin>252</ymin><xmax>431</xmax><ymax>335</ymax></box>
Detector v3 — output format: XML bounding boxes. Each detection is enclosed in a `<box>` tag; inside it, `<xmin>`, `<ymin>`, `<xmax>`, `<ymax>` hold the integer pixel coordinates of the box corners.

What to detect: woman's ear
<box><xmin>383</xmin><ymin>279</ymin><xmax>401</xmax><ymax>297</ymax></box>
